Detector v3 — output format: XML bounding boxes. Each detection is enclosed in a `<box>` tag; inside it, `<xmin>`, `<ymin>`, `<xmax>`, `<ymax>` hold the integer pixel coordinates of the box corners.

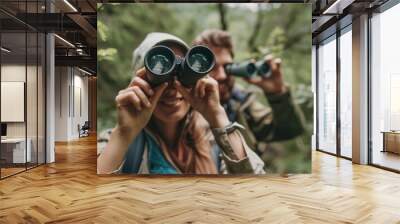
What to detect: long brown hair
<box><xmin>148</xmin><ymin>110</ymin><xmax>218</xmax><ymax>174</ymax></box>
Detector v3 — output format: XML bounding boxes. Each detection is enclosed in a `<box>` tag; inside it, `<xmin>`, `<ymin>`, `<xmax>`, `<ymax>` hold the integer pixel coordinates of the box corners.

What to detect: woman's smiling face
<box><xmin>152</xmin><ymin>45</ymin><xmax>191</xmax><ymax>124</ymax></box>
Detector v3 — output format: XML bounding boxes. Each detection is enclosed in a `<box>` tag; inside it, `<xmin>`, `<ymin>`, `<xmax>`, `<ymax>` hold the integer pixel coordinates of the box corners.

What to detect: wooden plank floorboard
<box><xmin>0</xmin><ymin>135</ymin><xmax>399</xmax><ymax>223</ymax></box>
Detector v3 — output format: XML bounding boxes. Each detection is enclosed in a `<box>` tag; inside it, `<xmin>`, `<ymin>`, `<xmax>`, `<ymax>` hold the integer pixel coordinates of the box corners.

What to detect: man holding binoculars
<box><xmin>98</xmin><ymin>32</ymin><xmax>265</xmax><ymax>174</ymax></box>
<box><xmin>193</xmin><ymin>29</ymin><xmax>305</xmax><ymax>165</ymax></box>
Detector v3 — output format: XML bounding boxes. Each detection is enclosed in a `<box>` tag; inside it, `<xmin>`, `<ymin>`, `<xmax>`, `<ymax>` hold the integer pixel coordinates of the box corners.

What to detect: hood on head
<box><xmin>132</xmin><ymin>32</ymin><xmax>189</xmax><ymax>72</ymax></box>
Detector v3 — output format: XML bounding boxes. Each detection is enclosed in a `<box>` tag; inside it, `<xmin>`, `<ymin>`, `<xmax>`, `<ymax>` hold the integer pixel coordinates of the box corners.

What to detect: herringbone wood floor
<box><xmin>1</xmin><ymin>135</ymin><xmax>400</xmax><ymax>224</ymax></box>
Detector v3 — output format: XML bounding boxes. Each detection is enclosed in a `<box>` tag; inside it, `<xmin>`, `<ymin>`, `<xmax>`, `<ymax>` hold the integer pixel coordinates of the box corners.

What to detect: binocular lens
<box><xmin>144</xmin><ymin>46</ymin><xmax>177</xmax><ymax>86</ymax></box>
<box><xmin>148</xmin><ymin>54</ymin><xmax>173</xmax><ymax>75</ymax></box>
<box><xmin>247</xmin><ymin>63</ymin><xmax>257</xmax><ymax>74</ymax></box>
<box><xmin>144</xmin><ymin>45</ymin><xmax>215</xmax><ymax>86</ymax></box>
<box><xmin>255</xmin><ymin>61</ymin><xmax>270</xmax><ymax>77</ymax></box>
<box><xmin>179</xmin><ymin>45</ymin><xmax>215</xmax><ymax>86</ymax></box>
<box><xmin>186</xmin><ymin>46</ymin><xmax>215</xmax><ymax>75</ymax></box>
<box><xmin>188</xmin><ymin>53</ymin><xmax>210</xmax><ymax>73</ymax></box>
<box><xmin>145</xmin><ymin>46</ymin><xmax>175</xmax><ymax>75</ymax></box>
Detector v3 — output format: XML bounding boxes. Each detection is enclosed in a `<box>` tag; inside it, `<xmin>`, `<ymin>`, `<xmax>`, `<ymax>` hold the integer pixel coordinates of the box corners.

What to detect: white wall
<box><xmin>1</xmin><ymin>65</ymin><xmax>26</xmax><ymax>136</ymax></box>
<box><xmin>54</xmin><ymin>67</ymin><xmax>89</xmax><ymax>141</ymax></box>
<box><xmin>1</xmin><ymin>65</ymin><xmax>40</xmax><ymax>138</ymax></box>
<box><xmin>72</xmin><ymin>73</ymin><xmax>89</xmax><ymax>138</ymax></box>
<box><xmin>55</xmin><ymin>67</ymin><xmax>69</xmax><ymax>141</ymax></box>
<box><xmin>1</xmin><ymin>82</ymin><xmax>25</xmax><ymax>122</ymax></box>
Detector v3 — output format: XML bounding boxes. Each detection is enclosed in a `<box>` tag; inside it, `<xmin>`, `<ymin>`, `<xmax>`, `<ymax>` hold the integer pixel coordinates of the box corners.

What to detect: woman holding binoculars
<box><xmin>97</xmin><ymin>32</ymin><xmax>265</xmax><ymax>174</ymax></box>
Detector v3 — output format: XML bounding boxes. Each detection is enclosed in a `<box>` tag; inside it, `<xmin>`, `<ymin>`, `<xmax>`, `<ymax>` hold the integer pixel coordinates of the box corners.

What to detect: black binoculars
<box><xmin>224</xmin><ymin>60</ymin><xmax>271</xmax><ymax>78</ymax></box>
<box><xmin>144</xmin><ymin>45</ymin><xmax>215</xmax><ymax>86</ymax></box>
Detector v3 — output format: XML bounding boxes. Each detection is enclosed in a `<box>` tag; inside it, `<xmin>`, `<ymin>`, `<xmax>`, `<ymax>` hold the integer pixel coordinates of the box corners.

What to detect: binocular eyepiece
<box><xmin>144</xmin><ymin>45</ymin><xmax>215</xmax><ymax>86</ymax></box>
<box><xmin>224</xmin><ymin>60</ymin><xmax>271</xmax><ymax>78</ymax></box>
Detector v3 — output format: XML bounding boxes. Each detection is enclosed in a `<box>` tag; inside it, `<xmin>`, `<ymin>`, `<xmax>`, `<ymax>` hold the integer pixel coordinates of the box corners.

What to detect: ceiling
<box><xmin>311</xmin><ymin>0</ymin><xmax>390</xmax><ymax>43</ymax></box>
<box><xmin>0</xmin><ymin>0</ymin><xmax>100</xmax><ymax>75</ymax></box>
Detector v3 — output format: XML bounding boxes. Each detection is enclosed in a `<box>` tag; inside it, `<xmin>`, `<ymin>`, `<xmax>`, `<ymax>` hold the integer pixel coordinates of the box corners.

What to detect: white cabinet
<box><xmin>1</xmin><ymin>138</ymin><xmax>32</xmax><ymax>163</ymax></box>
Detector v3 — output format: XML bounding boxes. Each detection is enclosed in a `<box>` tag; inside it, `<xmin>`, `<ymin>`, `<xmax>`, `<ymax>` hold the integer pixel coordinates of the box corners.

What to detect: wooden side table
<box><xmin>381</xmin><ymin>131</ymin><xmax>400</xmax><ymax>154</ymax></box>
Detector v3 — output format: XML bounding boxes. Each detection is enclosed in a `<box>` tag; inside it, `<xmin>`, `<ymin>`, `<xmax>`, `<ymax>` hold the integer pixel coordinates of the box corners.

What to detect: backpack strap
<box><xmin>211</xmin><ymin>143</ymin><xmax>221</xmax><ymax>171</ymax></box>
<box><xmin>121</xmin><ymin>131</ymin><xmax>146</xmax><ymax>173</ymax></box>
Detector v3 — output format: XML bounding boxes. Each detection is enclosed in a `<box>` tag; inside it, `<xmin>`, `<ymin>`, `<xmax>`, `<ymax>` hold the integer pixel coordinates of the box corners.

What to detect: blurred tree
<box><xmin>217</xmin><ymin>3</ymin><xmax>228</xmax><ymax>30</ymax></box>
<box><xmin>97</xmin><ymin>4</ymin><xmax>117</xmax><ymax>62</ymax></box>
<box><xmin>248</xmin><ymin>4</ymin><xmax>263</xmax><ymax>53</ymax></box>
<box><xmin>97</xmin><ymin>3</ymin><xmax>179</xmax><ymax>130</ymax></box>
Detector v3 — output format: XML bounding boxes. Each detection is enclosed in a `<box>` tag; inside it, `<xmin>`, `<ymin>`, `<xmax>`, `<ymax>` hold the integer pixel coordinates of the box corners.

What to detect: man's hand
<box><xmin>115</xmin><ymin>67</ymin><xmax>168</xmax><ymax>137</ymax></box>
<box><xmin>175</xmin><ymin>77</ymin><xmax>230</xmax><ymax>128</ymax></box>
<box><xmin>244</xmin><ymin>55</ymin><xmax>287</xmax><ymax>94</ymax></box>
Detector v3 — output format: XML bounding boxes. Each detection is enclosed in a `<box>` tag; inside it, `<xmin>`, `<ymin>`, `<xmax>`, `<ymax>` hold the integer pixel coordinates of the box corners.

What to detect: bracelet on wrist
<box><xmin>211</xmin><ymin>122</ymin><xmax>245</xmax><ymax>137</ymax></box>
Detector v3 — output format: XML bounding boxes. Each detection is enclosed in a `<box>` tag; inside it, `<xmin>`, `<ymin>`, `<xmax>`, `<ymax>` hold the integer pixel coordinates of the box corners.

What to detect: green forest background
<box><xmin>98</xmin><ymin>3</ymin><xmax>313</xmax><ymax>173</ymax></box>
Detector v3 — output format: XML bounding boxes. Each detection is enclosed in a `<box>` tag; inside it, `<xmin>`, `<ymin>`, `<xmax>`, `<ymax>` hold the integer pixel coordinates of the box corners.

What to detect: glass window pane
<box><xmin>339</xmin><ymin>28</ymin><xmax>352</xmax><ymax>158</ymax></box>
<box><xmin>371</xmin><ymin>3</ymin><xmax>400</xmax><ymax>171</ymax></box>
<box><xmin>1</xmin><ymin>31</ymin><xmax>27</xmax><ymax>177</ymax></box>
<box><xmin>26</xmin><ymin>0</ymin><xmax>40</xmax><ymax>169</ymax></box>
<box><xmin>27</xmin><ymin>31</ymin><xmax>38</xmax><ymax>169</ymax></box>
<box><xmin>38</xmin><ymin>33</ymin><xmax>45</xmax><ymax>165</ymax></box>
<box><xmin>317</xmin><ymin>36</ymin><xmax>337</xmax><ymax>154</ymax></box>
<box><xmin>312</xmin><ymin>45</ymin><xmax>317</xmax><ymax>150</ymax></box>
<box><xmin>1</xmin><ymin>1</ymin><xmax>46</xmax><ymax>179</ymax></box>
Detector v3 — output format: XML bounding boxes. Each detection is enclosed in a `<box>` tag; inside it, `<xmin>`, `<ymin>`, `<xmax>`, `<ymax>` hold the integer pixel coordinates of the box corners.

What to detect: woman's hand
<box><xmin>175</xmin><ymin>76</ymin><xmax>247</xmax><ymax>160</ymax></box>
<box><xmin>115</xmin><ymin>67</ymin><xmax>168</xmax><ymax>137</ymax></box>
<box><xmin>175</xmin><ymin>76</ymin><xmax>230</xmax><ymax>128</ymax></box>
<box><xmin>244</xmin><ymin>55</ymin><xmax>287</xmax><ymax>94</ymax></box>
<box><xmin>98</xmin><ymin>68</ymin><xmax>167</xmax><ymax>174</ymax></box>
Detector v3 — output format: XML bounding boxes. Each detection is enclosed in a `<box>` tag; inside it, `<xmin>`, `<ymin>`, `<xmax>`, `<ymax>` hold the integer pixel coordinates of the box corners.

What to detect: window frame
<box><xmin>315</xmin><ymin>18</ymin><xmax>353</xmax><ymax>160</ymax></box>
